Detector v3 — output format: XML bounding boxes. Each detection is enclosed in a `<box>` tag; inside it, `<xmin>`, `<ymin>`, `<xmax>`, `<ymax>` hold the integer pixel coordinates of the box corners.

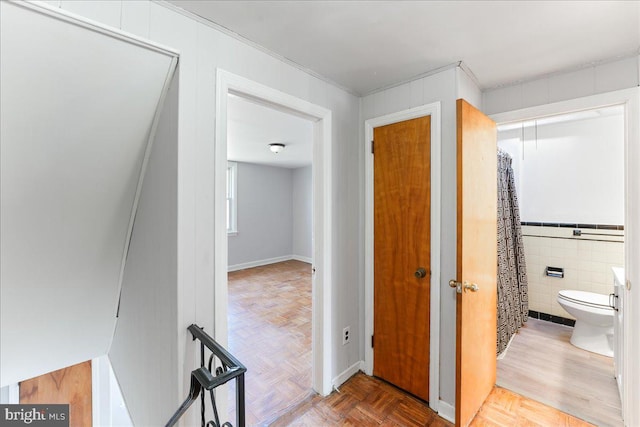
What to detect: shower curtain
<box><xmin>497</xmin><ymin>150</ymin><xmax>529</xmax><ymax>355</ymax></box>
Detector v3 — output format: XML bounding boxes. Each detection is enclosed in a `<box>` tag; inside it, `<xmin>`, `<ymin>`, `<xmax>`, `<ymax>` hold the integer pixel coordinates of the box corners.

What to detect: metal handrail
<box><xmin>166</xmin><ymin>324</ymin><xmax>246</xmax><ymax>427</ymax></box>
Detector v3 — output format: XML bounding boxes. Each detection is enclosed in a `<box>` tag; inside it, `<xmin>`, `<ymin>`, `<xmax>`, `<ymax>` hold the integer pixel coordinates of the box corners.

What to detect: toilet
<box><xmin>557</xmin><ymin>290</ymin><xmax>614</xmax><ymax>357</ymax></box>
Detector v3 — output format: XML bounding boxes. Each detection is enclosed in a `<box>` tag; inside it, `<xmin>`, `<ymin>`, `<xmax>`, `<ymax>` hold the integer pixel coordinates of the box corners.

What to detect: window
<box><xmin>227</xmin><ymin>162</ymin><xmax>238</xmax><ymax>235</ymax></box>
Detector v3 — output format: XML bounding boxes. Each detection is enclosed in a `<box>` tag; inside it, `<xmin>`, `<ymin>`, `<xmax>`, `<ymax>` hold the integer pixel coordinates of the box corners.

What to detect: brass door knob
<box><xmin>464</xmin><ymin>282</ymin><xmax>479</xmax><ymax>292</ymax></box>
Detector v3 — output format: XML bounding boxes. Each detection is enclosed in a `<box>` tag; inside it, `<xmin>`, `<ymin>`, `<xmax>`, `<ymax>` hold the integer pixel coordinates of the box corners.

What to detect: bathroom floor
<box><xmin>497</xmin><ymin>318</ymin><xmax>622</xmax><ymax>427</ymax></box>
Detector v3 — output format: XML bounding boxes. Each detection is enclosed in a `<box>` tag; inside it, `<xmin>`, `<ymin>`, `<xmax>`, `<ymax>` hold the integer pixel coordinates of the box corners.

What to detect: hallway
<box><xmin>227</xmin><ymin>261</ymin><xmax>595</xmax><ymax>426</ymax></box>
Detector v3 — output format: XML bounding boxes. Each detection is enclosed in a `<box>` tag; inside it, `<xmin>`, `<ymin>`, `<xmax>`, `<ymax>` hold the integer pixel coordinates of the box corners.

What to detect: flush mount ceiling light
<box><xmin>269</xmin><ymin>143</ymin><xmax>285</xmax><ymax>153</ymax></box>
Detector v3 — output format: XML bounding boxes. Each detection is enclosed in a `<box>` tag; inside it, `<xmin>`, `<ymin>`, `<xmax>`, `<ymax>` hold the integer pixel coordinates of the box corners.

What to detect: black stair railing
<box><xmin>166</xmin><ymin>324</ymin><xmax>246</xmax><ymax>427</ymax></box>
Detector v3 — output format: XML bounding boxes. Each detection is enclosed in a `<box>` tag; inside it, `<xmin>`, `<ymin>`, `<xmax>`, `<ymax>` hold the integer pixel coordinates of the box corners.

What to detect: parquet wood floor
<box><xmin>269</xmin><ymin>372</ymin><xmax>451</xmax><ymax>427</ymax></box>
<box><xmin>497</xmin><ymin>318</ymin><xmax>622</xmax><ymax>426</ymax></box>
<box><xmin>269</xmin><ymin>372</ymin><xmax>594</xmax><ymax>427</ymax></box>
<box><xmin>227</xmin><ymin>261</ymin><xmax>596</xmax><ymax>427</ymax></box>
<box><xmin>228</xmin><ymin>260</ymin><xmax>313</xmax><ymax>426</ymax></box>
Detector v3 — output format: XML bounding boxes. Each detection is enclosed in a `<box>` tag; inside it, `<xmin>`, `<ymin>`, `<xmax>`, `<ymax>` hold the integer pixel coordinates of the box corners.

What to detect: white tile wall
<box><xmin>523</xmin><ymin>225</ymin><xmax>624</xmax><ymax>318</ymax></box>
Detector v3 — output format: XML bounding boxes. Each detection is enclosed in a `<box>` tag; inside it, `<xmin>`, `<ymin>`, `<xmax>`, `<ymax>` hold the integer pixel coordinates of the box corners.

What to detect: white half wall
<box><xmin>108</xmin><ymin>72</ymin><xmax>179</xmax><ymax>426</ymax></box>
<box><xmin>292</xmin><ymin>165</ymin><xmax>313</xmax><ymax>261</ymax></box>
<box><xmin>0</xmin><ymin>1</ymin><xmax>176</xmax><ymax>387</ymax></box>
<box><xmin>228</xmin><ymin>162</ymin><xmax>293</xmax><ymax>266</ymax></box>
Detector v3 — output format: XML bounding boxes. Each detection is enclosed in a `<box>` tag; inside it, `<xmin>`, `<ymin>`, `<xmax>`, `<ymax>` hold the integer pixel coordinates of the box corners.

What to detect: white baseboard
<box><xmin>332</xmin><ymin>361</ymin><xmax>363</xmax><ymax>390</ymax></box>
<box><xmin>438</xmin><ymin>400</ymin><xmax>455</xmax><ymax>423</ymax></box>
<box><xmin>228</xmin><ymin>254</ymin><xmax>313</xmax><ymax>271</ymax></box>
<box><xmin>228</xmin><ymin>255</ymin><xmax>293</xmax><ymax>272</ymax></box>
<box><xmin>291</xmin><ymin>254</ymin><xmax>312</xmax><ymax>264</ymax></box>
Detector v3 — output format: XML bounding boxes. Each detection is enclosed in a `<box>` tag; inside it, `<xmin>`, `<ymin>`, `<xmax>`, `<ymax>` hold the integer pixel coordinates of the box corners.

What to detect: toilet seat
<box><xmin>558</xmin><ymin>290</ymin><xmax>613</xmax><ymax>311</ymax></box>
<box><xmin>557</xmin><ymin>290</ymin><xmax>614</xmax><ymax>357</ymax></box>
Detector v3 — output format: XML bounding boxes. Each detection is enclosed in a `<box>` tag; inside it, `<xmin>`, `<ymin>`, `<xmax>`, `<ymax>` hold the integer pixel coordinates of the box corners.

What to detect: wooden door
<box><xmin>20</xmin><ymin>360</ymin><xmax>92</xmax><ymax>427</ymax></box>
<box><xmin>373</xmin><ymin>116</ymin><xmax>430</xmax><ymax>401</ymax></box>
<box><xmin>455</xmin><ymin>99</ymin><xmax>497</xmax><ymax>426</ymax></box>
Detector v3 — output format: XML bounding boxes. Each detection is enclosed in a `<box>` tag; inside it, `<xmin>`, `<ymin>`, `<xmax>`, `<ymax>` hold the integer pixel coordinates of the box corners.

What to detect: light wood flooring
<box><xmin>497</xmin><ymin>318</ymin><xmax>623</xmax><ymax>426</ymax></box>
<box><xmin>228</xmin><ymin>261</ymin><xmax>597</xmax><ymax>427</ymax></box>
<box><xmin>228</xmin><ymin>260</ymin><xmax>313</xmax><ymax>426</ymax></box>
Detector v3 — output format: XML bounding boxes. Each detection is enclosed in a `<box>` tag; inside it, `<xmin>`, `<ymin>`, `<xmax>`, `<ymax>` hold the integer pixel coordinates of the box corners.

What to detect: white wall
<box><xmin>499</xmin><ymin>114</ymin><xmax>625</xmax><ymax>224</ymax></box>
<box><xmin>483</xmin><ymin>55</ymin><xmax>639</xmax><ymax>115</ymax></box>
<box><xmin>228</xmin><ymin>162</ymin><xmax>293</xmax><ymax>267</ymax></box>
<box><xmin>228</xmin><ymin>163</ymin><xmax>312</xmax><ymax>269</ymax></box>
<box><xmin>92</xmin><ymin>356</ymin><xmax>133</xmax><ymax>427</ymax></box>
<box><xmin>456</xmin><ymin>66</ymin><xmax>482</xmax><ymax>110</ymax></box>
<box><xmin>33</xmin><ymin>2</ymin><xmax>361</xmax><ymax>423</ymax></box>
<box><xmin>292</xmin><ymin>166</ymin><xmax>313</xmax><ymax>261</ymax></box>
<box><xmin>361</xmin><ymin>65</ymin><xmax>459</xmax><ymax>410</ymax></box>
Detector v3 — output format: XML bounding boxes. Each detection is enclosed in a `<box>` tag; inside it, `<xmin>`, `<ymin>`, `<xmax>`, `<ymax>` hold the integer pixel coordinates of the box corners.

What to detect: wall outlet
<box><xmin>342</xmin><ymin>326</ymin><xmax>351</xmax><ymax>345</ymax></box>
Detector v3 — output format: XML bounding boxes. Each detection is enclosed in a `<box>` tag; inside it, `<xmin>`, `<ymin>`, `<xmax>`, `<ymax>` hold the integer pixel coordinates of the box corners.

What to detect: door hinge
<box><xmin>371</xmin><ymin>140</ymin><xmax>374</xmax><ymax>154</ymax></box>
<box><xmin>371</xmin><ymin>335</ymin><xmax>374</xmax><ymax>348</ymax></box>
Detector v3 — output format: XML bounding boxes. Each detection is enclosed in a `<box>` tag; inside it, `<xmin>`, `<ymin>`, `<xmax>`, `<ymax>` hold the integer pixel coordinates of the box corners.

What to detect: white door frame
<box><xmin>490</xmin><ymin>87</ymin><xmax>640</xmax><ymax>426</ymax></box>
<box><xmin>214</xmin><ymin>69</ymin><xmax>333</xmax><ymax>397</ymax></box>
<box><xmin>364</xmin><ymin>102</ymin><xmax>442</xmax><ymax>413</ymax></box>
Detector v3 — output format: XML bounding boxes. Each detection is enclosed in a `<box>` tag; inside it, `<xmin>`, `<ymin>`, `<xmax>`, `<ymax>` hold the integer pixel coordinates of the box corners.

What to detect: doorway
<box><xmin>364</xmin><ymin>102</ymin><xmax>442</xmax><ymax>413</ymax></box>
<box><xmin>494</xmin><ymin>104</ymin><xmax>625</xmax><ymax>426</ymax></box>
<box><xmin>214</xmin><ymin>70</ymin><xmax>334</xmax><ymax>420</ymax></box>
<box><xmin>225</xmin><ymin>92</ymin><xmax>315</xmax><ymax>424</ymax></box>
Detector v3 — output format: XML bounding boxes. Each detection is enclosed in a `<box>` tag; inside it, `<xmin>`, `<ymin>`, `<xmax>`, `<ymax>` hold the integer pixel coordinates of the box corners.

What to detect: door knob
<box><xmin>449</xmin><ymin>280</ymin><xmax>462</xmax><ymax>293</ymax></box>
<box><xmin>464</xmin><ymin>282</ymin><xmax>479</xmax><ymax>292</ymax></box>
<box><xmin>415</xmin><ymin>268</ymin><xmax>427</xmax><ymax>279</ymax></box>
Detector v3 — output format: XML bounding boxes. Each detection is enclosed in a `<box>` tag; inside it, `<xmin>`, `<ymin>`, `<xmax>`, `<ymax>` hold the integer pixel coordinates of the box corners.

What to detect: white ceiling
<box><xmin>168</xmin><ymin>0</ymin><xmax>639</xmax><ymax>95</ymax></box>
<box><xmin>172</xmin><ymin>1</ymin><xmax>638</xmax><ymax>168</ymax></box>
<box><xmin>227</xmin><ymin>94</ymin><xmax>313</xmax><ymax>168</ymax></box>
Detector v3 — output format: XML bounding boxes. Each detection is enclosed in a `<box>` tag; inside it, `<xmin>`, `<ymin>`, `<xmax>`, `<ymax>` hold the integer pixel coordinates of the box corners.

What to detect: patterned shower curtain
<box><xmin>497</xmin><ymin>150</ymin><xmax>529</xmax><ymax>355</ymax></box>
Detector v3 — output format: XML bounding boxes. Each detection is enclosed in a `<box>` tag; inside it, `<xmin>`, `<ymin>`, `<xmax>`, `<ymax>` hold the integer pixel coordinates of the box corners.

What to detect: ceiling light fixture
<box><xmin>269</xmin><ymin>143</ymin><xmax>285</xmax><ymax>153</ymax></box>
